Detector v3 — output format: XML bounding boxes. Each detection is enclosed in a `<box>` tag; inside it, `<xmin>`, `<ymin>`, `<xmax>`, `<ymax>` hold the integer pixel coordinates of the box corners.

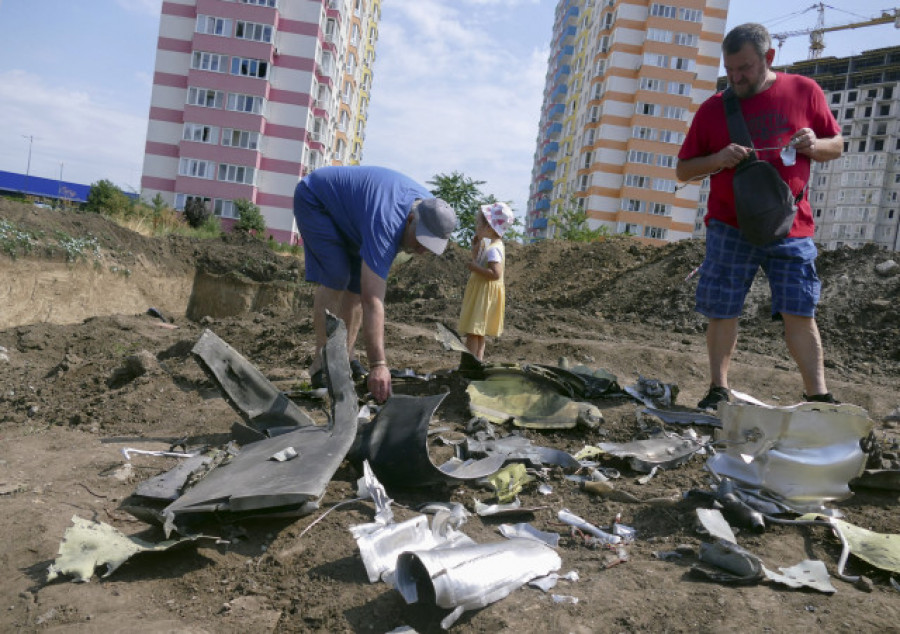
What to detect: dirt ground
<box><xmin>1</xmin><ymin>198</ymin><xmax>899</xmax><ymax>633</ymax></box>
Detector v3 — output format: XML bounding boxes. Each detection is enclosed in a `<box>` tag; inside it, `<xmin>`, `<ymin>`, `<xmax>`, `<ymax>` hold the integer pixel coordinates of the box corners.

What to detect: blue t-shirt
<box><xmin>303</xmin><ymin>166</ymin><xmax>432</xmax><ymax>278</ymax></box>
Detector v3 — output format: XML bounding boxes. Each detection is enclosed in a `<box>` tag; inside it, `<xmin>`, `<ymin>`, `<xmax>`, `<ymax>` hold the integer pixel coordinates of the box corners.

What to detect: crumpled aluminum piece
<box><xmin>707</xmin><ymin>401</ymin><xmax>874</xmax><ymax>512</ymax></box>
<box><xmin>394</xmin><ymin>537</ymin><xmax>561</xmax><ymax>629</ymax></box>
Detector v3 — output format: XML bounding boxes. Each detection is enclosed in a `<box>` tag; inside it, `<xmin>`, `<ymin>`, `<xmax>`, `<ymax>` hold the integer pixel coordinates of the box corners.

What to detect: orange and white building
<box><xmin>140</xmin><ymin>0</ymin><xmax>380</xmax><ymax>243</ymax></box>
<box><xmin>527</xmin><ymin>0</ymin><xmax>728</xmax><ymax>244</ymax></box>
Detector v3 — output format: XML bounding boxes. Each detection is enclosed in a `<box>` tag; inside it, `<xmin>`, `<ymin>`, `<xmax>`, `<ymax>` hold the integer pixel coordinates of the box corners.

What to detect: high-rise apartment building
<box><xmin>140</xmin><ymin>0</ymin><xmax>381</xmax><ymax>244</ymax></box>
<box><xmin>692</xmin><ymin>45</ymin><xmax>900</xmax><ymax>251</ymax></box>
<box><xmin>526</xmin><ymin>0</ymin><xmax>729</xmax><ymax>244</ymax></box>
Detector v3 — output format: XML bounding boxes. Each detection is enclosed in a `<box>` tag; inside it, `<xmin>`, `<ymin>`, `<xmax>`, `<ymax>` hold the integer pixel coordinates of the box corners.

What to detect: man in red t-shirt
<box><xmin>676</xmin><ymin>23</ymin><xmax>843</xmax><ymax>411</ymax></box>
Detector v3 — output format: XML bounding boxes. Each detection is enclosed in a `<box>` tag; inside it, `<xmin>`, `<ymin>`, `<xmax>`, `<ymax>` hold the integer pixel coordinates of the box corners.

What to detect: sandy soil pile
<box><xmin>1</xmin><ymin>199</ymin><xmax>898</xmax><ymax>633</ymax></box>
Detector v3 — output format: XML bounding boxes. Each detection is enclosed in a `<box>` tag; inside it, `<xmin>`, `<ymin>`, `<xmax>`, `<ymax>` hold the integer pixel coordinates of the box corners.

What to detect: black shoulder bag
<box><xmin>723</xmin><ymin>88</ymin><xmax>799</xmax><ymax>246</ymax></box>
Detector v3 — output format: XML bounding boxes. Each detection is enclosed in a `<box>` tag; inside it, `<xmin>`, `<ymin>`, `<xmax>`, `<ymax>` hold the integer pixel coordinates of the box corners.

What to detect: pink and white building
<box><xmin>140</xmin><ymin>0</ymin><xmax>381</xmax><ymax>243</ymax></box>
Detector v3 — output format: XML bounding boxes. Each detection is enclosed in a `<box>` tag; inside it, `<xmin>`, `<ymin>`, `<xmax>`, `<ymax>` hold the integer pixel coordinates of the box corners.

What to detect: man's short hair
<box><xmin>723</xmin><ymin>23</ymin><xmax>771</xmax><ymax>60</ymax></box>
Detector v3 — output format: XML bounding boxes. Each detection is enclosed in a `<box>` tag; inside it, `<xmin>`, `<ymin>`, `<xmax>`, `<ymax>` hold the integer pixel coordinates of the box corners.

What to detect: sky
<box><xmin>0</xmin><ymin>0</ymin><xmax>897</xmax><ymax>216</ymax></box>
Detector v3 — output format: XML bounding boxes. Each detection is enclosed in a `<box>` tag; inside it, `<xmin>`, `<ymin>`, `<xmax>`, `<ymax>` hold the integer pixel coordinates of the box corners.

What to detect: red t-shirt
<box><xmin>678</xmin><ymin>72</ymin><xmax>840</xmax><ymax>237</ymax></box>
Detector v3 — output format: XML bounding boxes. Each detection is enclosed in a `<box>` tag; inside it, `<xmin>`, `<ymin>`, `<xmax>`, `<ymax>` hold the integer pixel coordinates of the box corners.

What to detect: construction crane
<box><xmin>771</xmin><ymin>3</ymin><xmax>900</xmax><ymax>59</ymax></box>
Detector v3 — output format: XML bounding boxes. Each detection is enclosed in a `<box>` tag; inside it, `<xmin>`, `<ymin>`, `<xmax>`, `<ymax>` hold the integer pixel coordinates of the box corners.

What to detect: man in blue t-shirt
<box><xmin>294</xmin><ymin>166</ymin><xmax>457</xmax><ymax>402</ymax></box>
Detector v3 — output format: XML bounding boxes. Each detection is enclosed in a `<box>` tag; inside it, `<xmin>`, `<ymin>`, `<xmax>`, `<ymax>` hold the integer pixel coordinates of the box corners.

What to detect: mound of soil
<box><xmin>1</xmin><ymin>199</ymin><xmax>899</xmax><ymax>633</ymax></box>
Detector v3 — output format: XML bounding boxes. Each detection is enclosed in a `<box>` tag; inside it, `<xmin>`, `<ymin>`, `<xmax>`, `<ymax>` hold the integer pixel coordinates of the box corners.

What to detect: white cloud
<box><xmin>115</xmin><ymin>0</ymin><xmax>162</xmax><ymax>17</ymax></box>
<box><xmin>0</xmin><ymin>70</ymin><xmax>147</xmax><ymax>191</ymax></box>
<box><xmin>364</xmin><ymin>1</ymin><xmax>550</xmax><ymax>216</ymax></box>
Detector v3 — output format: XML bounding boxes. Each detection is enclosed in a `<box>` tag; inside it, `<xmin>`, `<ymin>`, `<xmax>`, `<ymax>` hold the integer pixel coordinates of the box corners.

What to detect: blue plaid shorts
<box><xmin>696</xmin><ymin>221</ymin><xmax>821</xmax><ymax>319</ymax></box>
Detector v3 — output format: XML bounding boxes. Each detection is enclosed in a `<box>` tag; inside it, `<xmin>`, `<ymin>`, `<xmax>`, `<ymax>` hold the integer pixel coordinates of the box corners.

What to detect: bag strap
<box><xmin>722</xmin><ymin>88</ymin><xmax>754</xmax><ymax>155</ymax></box>
<box><xmin>723</xmin><ymin>87</ymin><xmax>806</xmax><ymax>204</ymax></box>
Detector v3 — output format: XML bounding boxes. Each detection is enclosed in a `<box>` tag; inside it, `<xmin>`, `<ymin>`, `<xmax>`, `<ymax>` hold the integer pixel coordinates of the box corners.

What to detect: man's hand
<box><xmin>790</xmin><ymin>128</ymin><xmax>817</xmax><ymax>157</ymax></box>
<box><xmin>367</xmin><ymin>364</ymin><xmax>392</xmax><ymax>403</ymax></box>
<box><xmin>717</xmin><ymin>143</ymin><xmax>752</xmax><ymax>170</ymax></box>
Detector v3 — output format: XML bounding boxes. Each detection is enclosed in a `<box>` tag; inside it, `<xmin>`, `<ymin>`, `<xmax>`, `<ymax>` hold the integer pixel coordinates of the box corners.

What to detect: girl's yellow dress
<box><xmin>458</xmin><ymin>238</ymin><xmax>505</xmax><ymax>337</ymax></box>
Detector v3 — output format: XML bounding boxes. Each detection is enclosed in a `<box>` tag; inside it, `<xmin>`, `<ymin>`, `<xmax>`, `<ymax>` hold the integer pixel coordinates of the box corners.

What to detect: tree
<box><xmin>233</xmin><ymin>199</ymin><xmax>266</xmax><ymax>238</ymax></box>
<box><xmin>427</xmin><ymin>172</ymin><xmax>519</xmax><ymax>248</ymax></box>
<box><xmin>85</xmin><ymin>180</ymin><xmax>133</xmax><ymax>217</ymax></box>
<box><xmin>183</xmin><ymin>197</ymin><xmax>211</xmax><ymax>228</ymax></box>
<box><xmin>548</xmin><ymin>197</ymin><xmax>610</xmax><ymax>242</ymax></box>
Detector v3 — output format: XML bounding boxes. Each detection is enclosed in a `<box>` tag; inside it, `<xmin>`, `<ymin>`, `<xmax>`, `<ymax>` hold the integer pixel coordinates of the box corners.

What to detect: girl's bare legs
<box><xmin>465</xmin><ymin>333</ymin><xmax>485</xmax><ymax>361</ymax></box>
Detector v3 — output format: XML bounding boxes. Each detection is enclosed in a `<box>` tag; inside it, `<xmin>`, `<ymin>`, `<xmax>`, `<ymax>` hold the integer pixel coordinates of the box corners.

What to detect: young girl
<box><xmin>458</xmin><ymin>202</ymin><xmax>514</xmax><ymax>361</ymax></box>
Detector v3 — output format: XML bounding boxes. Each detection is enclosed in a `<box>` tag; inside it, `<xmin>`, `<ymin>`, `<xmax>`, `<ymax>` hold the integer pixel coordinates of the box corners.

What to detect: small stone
<box><xmin>874</xmin><ymin>260</ymin><xmax>898</xmax><ymax>277</ymax></box>
<box><xmin>854</xmin><ymin>575</ymin><xmax>874</xmax><ymax>592</ymax></box>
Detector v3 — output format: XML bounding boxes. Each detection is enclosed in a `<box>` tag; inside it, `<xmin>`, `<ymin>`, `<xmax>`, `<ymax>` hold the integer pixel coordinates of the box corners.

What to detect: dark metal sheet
<box><xmin>354</xmin><ymin>393</ymin><xmax>504</xmax><ymax>487</ymax></box>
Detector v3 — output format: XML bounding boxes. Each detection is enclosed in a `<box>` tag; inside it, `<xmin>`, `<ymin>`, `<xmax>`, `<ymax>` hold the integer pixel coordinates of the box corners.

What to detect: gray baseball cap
<box><xmin>414</xmin><ymin>198</ymin><xmax>457</xmax><ymax>254</ymax></box>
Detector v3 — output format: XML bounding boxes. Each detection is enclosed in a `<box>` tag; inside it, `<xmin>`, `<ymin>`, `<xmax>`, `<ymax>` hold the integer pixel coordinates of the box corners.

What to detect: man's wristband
<box><xmin>370</xmin><ymin>360</ymin><xmax>387</xmax><ymax>368</ymax></box>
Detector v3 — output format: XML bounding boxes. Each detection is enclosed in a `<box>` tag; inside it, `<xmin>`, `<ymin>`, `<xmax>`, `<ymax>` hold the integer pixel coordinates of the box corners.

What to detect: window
<box><xmin>578</xmin><ymin>174</ymin><xmax>589</xmax><ymax>191</ymax></box>
<box><xmin>662</xmin><ymin>105</ymin><xmax>685</xmax><ymax>120</ymax></box>
<box><xmin>235</xmin><ymin>20</ymin><xmax>273</xmax><ymax>43</ymax></box>
<box><xmin>658</xmin><ymin>129</ymin><xmax>684</xmax><ymax>144</ymax></box>
<box><xmin>847</xmin><ymin>91</ymin><xmax>857</xmax><ymax>102</ymax></box>
<box><xmin>878</xmin><ymin>104</ymin><xmax>891</xmax><ymax>117</ymax></box>
<box><xmin>214</xmin><ymin>199</ymin><xmax>237</xmax><ymax>219</ymax></box>
<box><xmin>647</xmin><ymin>28</ymin><xmax>672</xmax><ymax>43</ymax></box>
<box><xmin>191</xmin><ymin>51</ymin><xmax>227</xmax><ymax>73</ymax></box>
<box><xmin>656</xmin><ymin>154</ymin><xmax>676</xmax><ymax>168</ymax></box>
<box><xmin>671</xmin><ymin>57</ymin><xmax>694</xmax><ymax>71</ymax></box>
<box><xmin>582</xmin><ymin>151</ymin><xmax>593</xmax><ymax>169</ymax></box>
<box><xmin>174</xmin><ymin>194</ymin><xmax>211</xmax><ymax>211</ymax></box>
<box><xmin>218</xmin><ymin>163</ymin><xmax>255</xmax><ymax>185</ymax></box>
<box><xmin>183</xmin><ymin>123</ymin><xmax>219</xmax><ymax>144</ymax></box>
<box><xmin>632</xmin><ymin>126</ymin><xmax>656</xmax><ymax>140</ymax></box>
<box><xmin>867</xmin><ymin>89</ymin><xmax>877</xmax><ymax>99</ymax></box>
<box><xmin>678</xmin><ymin>7</ymin><xmax>702</xmax><ymax>22</ymax></box>
<box><xmin>625</xmin><ymin>174</ymin><xmax>650</xmax><ymax>188</ymax></box>
<box><xmin>883</xmin><ymin>86</ymin><xmax>893</xmax><ymax>99</ymax></box>
<box><xmin>873</xmin><ymin>139</ymin><xmax>884</xmax><ymax>151</ymax></box>
<box><xmin>627</xmin><ymin>150</ymin><xmax>654</xmax><ymax>164</ymax></box>
<box><xmin>636</xmin><ymin>102</ymin><xmax>659</xmax><ymax>116</ymax></box>
<box><xmin>196</xmin><ymin>15</ymin><xmax>232</xmax><ymax>36</ymax></box>
<box><xmin>240</xmin><ymin>0</ymin><xmax>277</xmax><ymax>6</ymax></box>
<box><xmin>652</xmin><ymin>179</ymin><xmax>676</xmax><ymax>193</ymax></box>
<box><xmin>640</xmin><ymin>77</ymin><xmax>665</xmax><ymax>92</ymax></box>
<box><xmin>649</xmin><ymin>202</ymin><xmax>671</xmax><ymax>216</ymax></box>
<box><xmin>621</xmin><ymin>198</ymin><xmax>645</xmax><ymax>212</ymax></box>
<box><xmin>187</xmin><ymin>87</ymin><xmax>225</xmax><ymax>108</ymax></box>
<box><xmin>222</xmin><ymin>128</ymin><xmax>260</xmax><ymax>150</ymax></box>
<box><xmin>845</xmin><ymin>108</ymin><xmax>854</xmax><ymax>119</ymax></box>
<box><xmin>226</xmin><ymin>93</ymin><xmax>265</xmax><ymax>114</ymax></box>
<box><xmin>178</xmin><ymin>158</ymin><xmax>215</xmax><ymax>179</ymax></box>
<box><xmin>231</xmin><ymin>56</ymin><xmax>269</xmax><ymax>79</ymax></box>
<box><xmin>650</xmin><ymin>3</ymin><xmax>677</xmax><ymax>19</ymax></box>
<box><xmin>864</xmin><ymin>106</ymin><xmax>872</xmax><ymax>117</ymax></box>
<box><xmin>643</xmin><ymin>53</ymin><xmax>670</xmax><ymax>68</ymax></box>
<box><xmin>667</xmin><ymin>81</ymin><xmax>690</xmax><ymax>96</ymax></box>
<box><xmin>644</xmin><ymin>226</ymin><xmax>667</xmax><ymax>239</ymax></box>
<box><xmin>674</xmin><ymin>32</ymin><xmax>698</xmax><ymax>47</ymax></box>
<box><xmin>831</xmin><ymin>93</ymin><xmax>841</xmax><ymax>104</ymax></box>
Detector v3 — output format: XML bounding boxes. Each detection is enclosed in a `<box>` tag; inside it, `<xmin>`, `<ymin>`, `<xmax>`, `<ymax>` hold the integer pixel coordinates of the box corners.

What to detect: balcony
<box><xmin>548</xmin><ymin>103</ymin><xmax>565</xmax><ymax>120</ymax></box>
<box><xmin>540</xmin><ymin>160</ymin><xmax>557</xmax><ymax>175</ymax></box>
<box><xmin>553</xmin><ymin>64</ymin><xmax>570</xmax><ymax>84</ymax></box>
<box><xmin>542</xmin><ymin>141</ymin><xmax>559</xmax><ymax>157</ymax></box>
<box><xmin>556</xmin><ymin>45</ymin><xmax>574</xmax><ymax>64</ymax></box>
<box><xmin>534</xmin><ymin>199</ymin><xmax>550</xmax><ymax>211</ymax></box>
<box><xmin>551</xmin><ymin>84</ymin><xmax>567</xmax><ymax>100</ymax></box>
<box><xmin>532</xmin><ymin>217</ymin><xmax>549</xmax><ymax>229</ymax></box>
<box><xmin>547</xmin><ymin>122</ymin><xmax>562</xmax><ymax>139</ymax></box>
<box><xmin>537</xmin><ymin>179</ymin><xmax>553</xmax><ymax>193</ymax></box>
